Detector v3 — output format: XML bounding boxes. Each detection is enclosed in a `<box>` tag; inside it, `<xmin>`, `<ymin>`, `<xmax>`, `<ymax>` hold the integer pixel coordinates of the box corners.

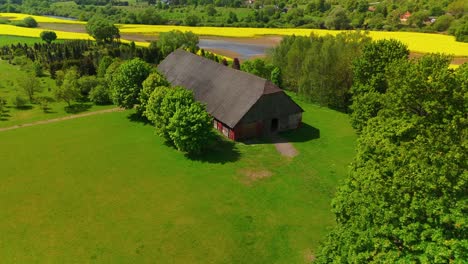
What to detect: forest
<box><xmin>0</xmin><ymin>0</ymin><xmax>466</xmax><ymax>42</ymax></box>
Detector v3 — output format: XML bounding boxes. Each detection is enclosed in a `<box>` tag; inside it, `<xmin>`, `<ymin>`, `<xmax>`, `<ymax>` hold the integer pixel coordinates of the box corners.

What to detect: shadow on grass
<box><xmin>64</xmin><ymin>103</ymin><xmax>92</xmax><ymax>114</ymax></box>
<box><xmin>278</xmin><ymin>122</ymin><xmax>320</xmax><ymax>143</ymax></box>
<box><xmin>186</xmin><ymin>136</ymin><xmax>241</xmax><ymax>164</ymax></box>
<box><xmin>0</xmin><ymin>109</ymin><xmax>10</xmax><ymax>121</ymax></box>
<box><xmin>15</xmin><ymin>105</ymin><xmax>33</xmax><ymax>110</ymax></box>
<box><xmin>242</xmin><ymin>122</ymin><xmax>320</xmax><ymax>145</ymax></box>
<box><xmin>127</xmin><ymin>112</ymin><xmax>152</xmax><ymax>125</ymax></box>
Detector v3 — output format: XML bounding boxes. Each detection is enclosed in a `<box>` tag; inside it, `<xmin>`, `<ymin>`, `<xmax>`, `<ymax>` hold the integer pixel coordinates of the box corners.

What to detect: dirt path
<box><xmin>0</xmin><ymin>108</ymin><xmax>123</xmax><ymax>133</ymax></box>
<box><xmin>271</xmin><ymin>134</ymin><xmax>298</xmax><ymax>158</ymax></box>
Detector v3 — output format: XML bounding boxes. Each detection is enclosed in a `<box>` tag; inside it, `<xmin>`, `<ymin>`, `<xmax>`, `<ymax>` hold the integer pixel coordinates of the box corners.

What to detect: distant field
<box><xmin>1</xmin><ymin>13</ymin><xmax>467</xmax><ymax>56</ymax></box>
<box><xmin>0</xmin><ymin>94</ymin><xmax>356</xmax><ymax>263</ymax></box>
<box><xmin>0</xmin><ymin>35</ymin><xmax>44</xmax><ymax>46</ymax></box>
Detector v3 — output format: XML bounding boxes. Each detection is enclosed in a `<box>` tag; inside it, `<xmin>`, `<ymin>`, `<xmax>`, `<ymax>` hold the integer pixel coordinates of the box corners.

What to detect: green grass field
<box><xmin>0</xmin><ymin>35</ymin><xmax>44</xmax><ymax>46</ymax></box>
<box><xmin>0</xmin><ymin>94</ymin><xmax>356</xmax><ymax>263</ymax></box>
<box><xmin>0</xmin><ymin>60</ymin><xmax>114</xmax><ymax>128</ymax></box>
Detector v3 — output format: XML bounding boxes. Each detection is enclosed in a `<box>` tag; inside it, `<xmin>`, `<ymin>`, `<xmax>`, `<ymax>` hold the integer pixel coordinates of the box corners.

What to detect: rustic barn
<box><xmin>157</xmin><ymin>49</ymin><xmax>303</xmax><ymax>140</ymax></box>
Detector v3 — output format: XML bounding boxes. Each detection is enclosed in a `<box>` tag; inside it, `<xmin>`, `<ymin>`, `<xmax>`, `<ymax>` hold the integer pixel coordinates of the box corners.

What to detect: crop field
<box><xmin>1</xmin><ymin>13</ymin><xmax>467</xmax><ymax>56</ymax></box>
<box><xmin>0</xmin><ymin>93</ymin><xmax>356</xmax><ymax>263</ymax></box>
<box><xmin>0</xmin><ymin>35</ymin><xmax>44</xmax><ymax>46</ymax></box>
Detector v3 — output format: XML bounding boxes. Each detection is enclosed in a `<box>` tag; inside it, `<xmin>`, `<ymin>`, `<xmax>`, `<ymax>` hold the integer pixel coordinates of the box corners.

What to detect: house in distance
<box><xmin>158</xmin><ymin>49</ymin><xmax>304</xmax><ymax>140</ymax></box>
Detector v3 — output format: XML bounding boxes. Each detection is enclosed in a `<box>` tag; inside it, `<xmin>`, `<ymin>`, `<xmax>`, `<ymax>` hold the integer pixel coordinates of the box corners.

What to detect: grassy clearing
<box><xmin>1</xmin><ymin>13</ymin><xmax>467</xmax><ymax>56</ymax></box>
<box><xmin>0</xmin><ymin>60</ymin><xmax>113</xmax><ymax>128</ymax></box>
<box><xmin>0</xmin><ymin>35</ymin><xmax>45</xmax><ymax>46</ymax></box>
<box><xmin>0</xmin><ymin>94</ymin><xmax>356</xmax><ymax>263</ymax></box>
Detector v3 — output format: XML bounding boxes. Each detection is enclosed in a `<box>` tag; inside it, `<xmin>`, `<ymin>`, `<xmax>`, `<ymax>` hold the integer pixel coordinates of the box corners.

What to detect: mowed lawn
<box><xmin>0</xmin><ymin>96</ymin><xmax>356</xmax><ymax>263</ymax></box>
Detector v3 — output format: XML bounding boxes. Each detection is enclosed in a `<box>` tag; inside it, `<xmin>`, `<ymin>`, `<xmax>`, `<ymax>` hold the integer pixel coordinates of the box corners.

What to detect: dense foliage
<box><xmin>145</xmin><ymin>86</ymin><xmax>213</xmax><ymax>154</ymax></box>
<box><xmin>316</xmin><ymin>55</ymin><xmax>468</xmax><ymax>262</ymax></box>
<box><xmin>111</xmin><ymin>58</ymin><xmax>151</xmax><ymax>109</ymax></box>
<box><xmin>85</xmin><ymin>16</ymin><xmax>120</xmax><ymax>43</ymax></box>
<box><xmin>269</xmin><ymin>32</ymin><xmax>371</xmax><ymax>111</ymax></box>
<box><xmin>350</xmin><ymin>39</ymin><xmax>410</xmax><ymax>132</ymax></box>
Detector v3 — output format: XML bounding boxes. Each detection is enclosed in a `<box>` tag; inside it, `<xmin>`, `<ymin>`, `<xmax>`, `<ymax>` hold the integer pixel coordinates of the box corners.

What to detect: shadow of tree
<box><xmin>0</xmin><ymin>108</ymin><xmax>10</xmax><ymax>121</ymax></box>
<box><xmin>64</xmin><ymin>103</ymin><xmax>92</xmax><ymax>114</ymax></box>
<box><xmin>186</xmin><ymin>135</ymin><xmax>241</xmax><ymax>164</ymax></box>
<box><xmin>127</xmin><ymin>112</ymin><xmax>152</xmax><ymax>125</ymax></box>
<box><xmin>15</xmin><ymin>105</ymin><xmax>33</xmax><ymax>110</ymax></box>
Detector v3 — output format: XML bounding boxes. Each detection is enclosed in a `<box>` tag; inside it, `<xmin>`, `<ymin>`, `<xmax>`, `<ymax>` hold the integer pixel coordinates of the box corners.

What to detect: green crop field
<box><xmin>0</xmin><ymin>61</ymin><xmax>113</xmax><ymax>128</ymax></box>
<box><xmin>0</xmin><ymin>94</ymin><xmax>356</xmax><ymax>263</ymax></box>
<box><xmin>0</xmin><ymin>35</ymin><xmax>44</xmax><ymax>46</ymax></box>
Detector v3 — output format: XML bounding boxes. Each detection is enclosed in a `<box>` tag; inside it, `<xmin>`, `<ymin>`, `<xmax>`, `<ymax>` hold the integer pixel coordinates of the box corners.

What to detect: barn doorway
<box><xmin>271</xmin><ymin>118</ymin><xmax>279</xmax><ymax>132</ymax></box>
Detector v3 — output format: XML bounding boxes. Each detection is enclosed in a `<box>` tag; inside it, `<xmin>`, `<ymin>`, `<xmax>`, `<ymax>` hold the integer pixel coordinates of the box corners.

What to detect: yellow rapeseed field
<box><xmin>0</xmin><ymin>24</ymin><xmax>91</xmax><ymax>40</ymax></box>
<box><xmin>0</xmin><ymin>12</ymin><xmax>85</xmax><ymax>24</ymax></box>
<box><xmin>1</xmin><ymin>13</ymin><xmax>467</xmax><ymax>56</ymax></box>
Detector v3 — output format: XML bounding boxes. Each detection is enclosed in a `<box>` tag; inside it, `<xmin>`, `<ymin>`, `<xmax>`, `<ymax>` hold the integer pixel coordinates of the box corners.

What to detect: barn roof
<box><xmin>158</xmin><ymin>49</ymin><xmax>302</xmax><ymax>128</ymax></box>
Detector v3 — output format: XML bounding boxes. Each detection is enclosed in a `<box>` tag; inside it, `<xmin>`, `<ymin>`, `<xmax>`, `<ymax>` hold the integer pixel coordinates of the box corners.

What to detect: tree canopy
<box><xmin>316</xmin><ymin>54</ymin><xmax>468</xmax><ymax>263</ymax></box>
<box><xmin>111</xmin><ymin>58</ymin><xmax>151</xmax><ymax>109</ymax></box>
<box><xmin>86</xmin><ymin>16</ymin><xmax>120</xmax><ymax>43</ymax></box>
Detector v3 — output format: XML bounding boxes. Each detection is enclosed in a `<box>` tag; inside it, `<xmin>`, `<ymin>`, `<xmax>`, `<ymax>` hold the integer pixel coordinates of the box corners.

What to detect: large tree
<box><xmin>167</xmin><ymin>101</ymin><xmax>213</xmax><ymax>154</ymax></box>
<box><xmin>54</xmin><ymin>68</ymin><xmax>81</xmax><ymax>106</ymax></box>
<box><xmin>350</xmin><ymin>39</ymin><xmax>409</xmax><ymax>132</ymax></box>
<box><xmin>86</xmin><ymin>16</ymin><xmax>120</xmax><ymax>43</ymax></box>
<box><xmin>40</xmin><ymin>31</ymin><xmax>57</xmax><ymax>44</ymax></box>
<box><xmin>157</xmin><ymin>30</ymin><xmax>199</xmax><ymax>57</ymax></box>
<box><xmin>111</xmin><ymin>58</ymin><xmax>151</xmax><ymax>109</ymax></box>
<box><xmin>137</xmin><ymin>71</ymin><xmax>169</xmax><ymax>116</ymax></box>
<box><xmin>316</xmin><ymin>55</ymin><xmax>468</xmax><ymax>263</ymax></box>
<box><xmin>17</xmin><ymin>74</ymin><xmax>42</xmax><ymax>103</ymax></box>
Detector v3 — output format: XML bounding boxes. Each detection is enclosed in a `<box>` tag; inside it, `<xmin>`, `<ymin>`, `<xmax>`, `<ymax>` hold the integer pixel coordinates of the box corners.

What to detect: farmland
<box><xmin>1</xmin><ymin>13</ymin><xmax>468</xmax><ymax>56</ymax></box>
<box><xmin>0</xmin><ymin>94</ymin><xmax>356</xmax><ymax>263</ymax></box>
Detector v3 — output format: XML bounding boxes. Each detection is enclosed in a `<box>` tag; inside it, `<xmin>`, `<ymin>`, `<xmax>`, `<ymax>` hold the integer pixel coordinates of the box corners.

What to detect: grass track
<box><xmin>0</xmin><ymin>95</ymin><xmax>356</xmax><ymax>263</ymax></box>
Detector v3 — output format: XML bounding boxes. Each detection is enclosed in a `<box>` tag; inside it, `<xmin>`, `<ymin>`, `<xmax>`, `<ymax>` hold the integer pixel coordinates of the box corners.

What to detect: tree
<box><xmin>22</xmin><ymin>16</ymin><xmax>37</xmax><ymax>28</ymax></box>
<box><xmin>316</xmin><ymin>55</ymin><xmax>467</xmax><ymax>263</ymax></box>
<box><xmin>111</xmin><ymin>58</ymin><xmax>151</xmax><ymax>109</ymax></box>
<box><xmin>86</xmin><ymin>16</ymin><xmax>120</xmax><ymax>43</ymax></box>
<box><xmin>185</xmin><ymin>14</ymin><xmax>200</xmax><ymax>26</ymax></box>
<box><xmin>157</xmin><ymin>30</ymin><xmax>199</xmax><ymax>57</ymax></box>
<box><xmin>54</xmin><ymin>68</ymin><xmax>81</xmax><ymax>106</ymax></box>
<box><xmin>232</xmin><ymin>58</ymin><xmax>240</xmax><ymax>70</ymax></box>
<box><xmin>137</xmin><ymin>71</ymin><xmax>169</xmax><ymax>116</ymax></box>
<box><xmin>89</xmin><ymin>84</ymin><xmax>112</xmax><ymax>105</ymax></box>
<box><xmin>206</xmin><ymin>4</ymin><xmax>217</xmax><ymax>16</ymax></box>
<box><xmin>408</xmin><ymin>10</ymin><xmax>429</xmax><ymax>28</ymax></box>
<box><xmin>325</xmin><ymin>6</ymin><xmax>350</xmax><ymax>30</ymax></box>
<box><xmin>145</xmin><ymin>86</ymin><xmax>213</xmax><ymax>154</ymax></box>
<box><xmin>167</xmin><ymin>101</ymin><xmax>213</xmax><ymax>154</ymax></box>
<box><xmin>40</xmin><ymin>31</ymin><xmax>57</xmax><ymax>44</ymax></box>
<box><xmin>97</xmin><ymin>56</ymin><xmax>113</xmax><ymax>78</ymax></box>
<box><xmin>78</xmin><ymin>75</ymin><xmax>100</xmax><ymax>97</ymax></box>
<box><xmin>17</xmin><ymin>74</ymin><xmax>42</xmax><ymax>103</ymax></box>
<box><xmin>350</xmin><ymin>39</ymin><xmax>409</xmax><ymax>132</ymax></box>
<box><xmin>270</xmin><ymin>67</ymin><xmax>282</xmax><ymax>87</ymax></box>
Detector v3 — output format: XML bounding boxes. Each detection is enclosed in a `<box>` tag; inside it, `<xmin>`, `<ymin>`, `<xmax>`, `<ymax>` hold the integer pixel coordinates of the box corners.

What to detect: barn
<box><xmin>157</xmin><ymin>49</ymin><xmax>303</xmax><ymax>140</ymax></box>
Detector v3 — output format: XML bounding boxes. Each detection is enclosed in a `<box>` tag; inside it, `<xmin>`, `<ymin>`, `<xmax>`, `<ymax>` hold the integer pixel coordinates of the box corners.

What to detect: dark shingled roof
<box><xmin>158</xmin><ymin>49</ymin><xmax>301</xmax><ymax>128</ymax></box>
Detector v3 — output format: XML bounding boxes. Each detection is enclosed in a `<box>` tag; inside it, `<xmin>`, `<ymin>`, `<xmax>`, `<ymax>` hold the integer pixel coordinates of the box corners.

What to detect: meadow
<box><xmin>0</xmin><ymin>93</ymin><xmax>356</xmax><ymax>263</ymax></box>
<box><xmin>1</xmin><ymin>13</ymin><xmax>467</xmax><ymax>56</ymax></box>
<box><xmin>0</xmin><ymin>60</ymin><xmax>113</xmax><ymax>128</ymax></box>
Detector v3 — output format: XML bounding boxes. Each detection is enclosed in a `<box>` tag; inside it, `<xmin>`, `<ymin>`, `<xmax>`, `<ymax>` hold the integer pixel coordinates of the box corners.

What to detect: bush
<box><xmin>12</xmin><ymin>95</ymin><xmax>28</xmax><ymax>109</ymax></box>
<box><xmin>432</xmin><ymin>15</ymin><xmax>454</xmax><ymax>32</ymax></box>
<box><xmin>89</xmin><ymin>84</ymin><xmax>112</xmax><ymax>105</ymax></box>
<box><xmin>23</xmin><ymin>17</ymin><xmax>38</xmax><ymax>28</ymax></box>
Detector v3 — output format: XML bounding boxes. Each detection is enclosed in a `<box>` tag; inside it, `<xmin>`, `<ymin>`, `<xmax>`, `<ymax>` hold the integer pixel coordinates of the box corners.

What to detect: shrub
<box><xmin>12</xmin><ymin>95</ymin><xmax>28</xmax><ymax>109</ymax></box>
<box><xmin>23</xmin><ymin>17</ymin><xmax>38</xmax><ymax>28</ymax></box>
<box><xmin>89</xmin><ymin>84</ymin><xmax>112</xmax><ymax>105</ymax></box>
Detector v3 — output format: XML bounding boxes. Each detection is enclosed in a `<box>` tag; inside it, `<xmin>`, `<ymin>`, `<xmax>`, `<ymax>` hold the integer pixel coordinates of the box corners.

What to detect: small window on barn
<box><xmin>222</xmin><ymin>126</ymin><xmax>229</xmax><ymax>137</ymax></box>
<box><xmin>213</xmin><ymin>120</ymin><xmax>218</xmax><ymax>129</ymax></box>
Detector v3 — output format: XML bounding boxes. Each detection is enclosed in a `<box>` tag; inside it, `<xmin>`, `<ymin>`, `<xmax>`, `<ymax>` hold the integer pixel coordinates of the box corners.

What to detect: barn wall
<box><xmin>238</xmin><ymin>92</ymin><xmax>303</xmax><ymax>137</ymax></box>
